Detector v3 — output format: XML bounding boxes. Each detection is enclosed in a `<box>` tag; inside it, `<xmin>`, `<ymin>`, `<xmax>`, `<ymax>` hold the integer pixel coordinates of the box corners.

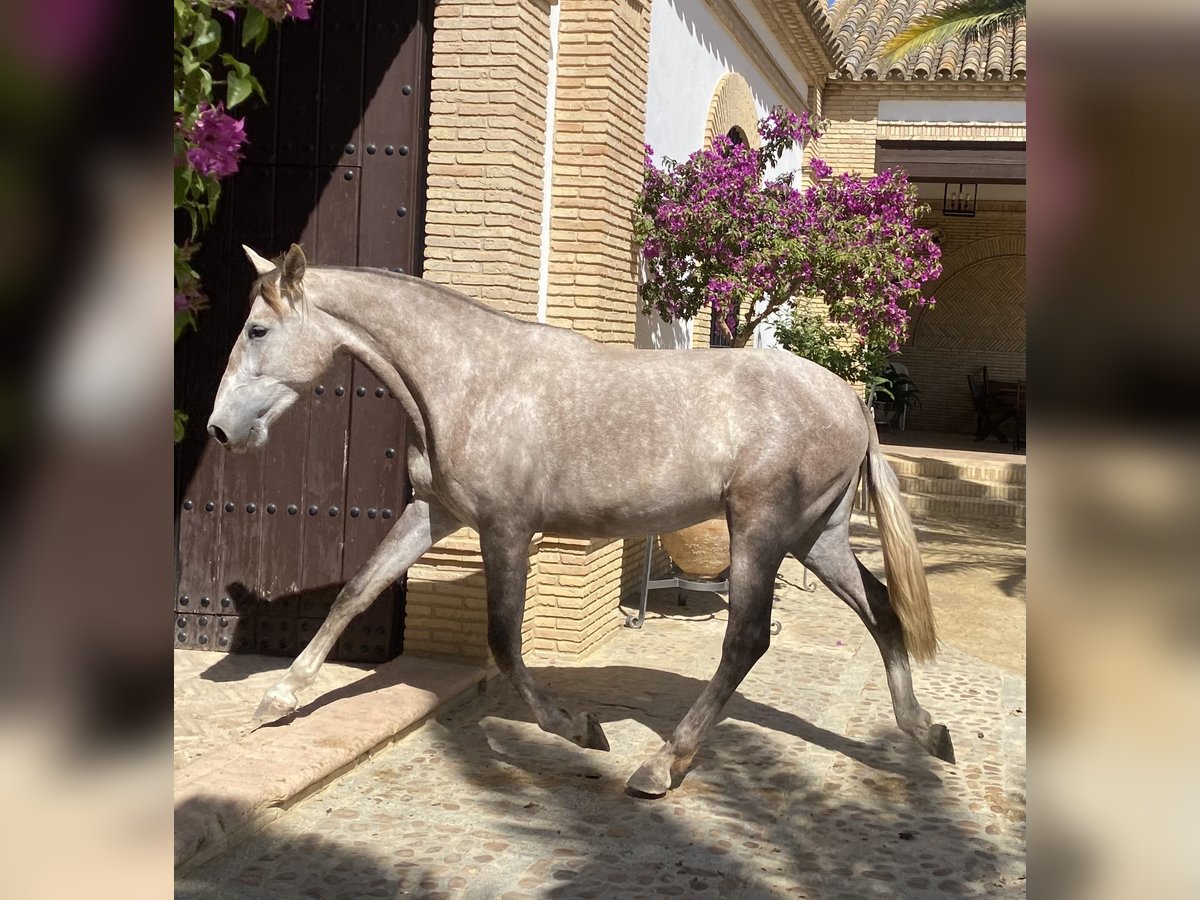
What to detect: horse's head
<box><xmin>207</xmin><ymin>243</ymin><xmax>336</xmax><ymax>450</ymax></box>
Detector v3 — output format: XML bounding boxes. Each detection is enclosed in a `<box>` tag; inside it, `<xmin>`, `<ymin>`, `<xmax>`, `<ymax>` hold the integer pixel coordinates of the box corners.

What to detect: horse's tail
<box><xmin>859</xmin><ymin>401</ymin><xmax>938</xmax><ymax>662</ymax></box>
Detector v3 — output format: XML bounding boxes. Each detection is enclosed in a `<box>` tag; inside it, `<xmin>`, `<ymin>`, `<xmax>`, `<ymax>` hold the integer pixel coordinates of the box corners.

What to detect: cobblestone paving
<box><xmin>178</xmin><ymin>516</ymin><xmax>1025</xmax><ymax>899</ymax></box>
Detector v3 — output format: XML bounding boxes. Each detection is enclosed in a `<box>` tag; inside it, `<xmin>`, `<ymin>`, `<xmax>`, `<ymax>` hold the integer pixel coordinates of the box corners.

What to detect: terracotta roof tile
<box><xmin>831</xmin><ymin>0</ymin><xmax>1027</xmax><ymax>82</ymax></box>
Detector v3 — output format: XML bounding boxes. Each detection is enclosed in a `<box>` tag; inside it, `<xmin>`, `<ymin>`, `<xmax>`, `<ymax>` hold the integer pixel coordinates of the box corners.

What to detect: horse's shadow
<box><xmin>264</xmin><ymin>660</ymin><xmax>935</xmax><ymax>785</ymax></box>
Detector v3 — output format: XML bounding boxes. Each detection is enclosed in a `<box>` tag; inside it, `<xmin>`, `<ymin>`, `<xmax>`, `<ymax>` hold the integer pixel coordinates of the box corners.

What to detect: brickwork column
<box><xmin>534</xmin><ymin>0</ymin><xmax>655</xmax><ymax>657</ymax></box>
<box><xmin>544</xmin><ymin>0</ymin><xmax>651</xmax><ymax>343</ymax></box>
<box><xmin>422</xmin><ymin>0</ymin><xmax>551</xmax><ymax>318</ymax></box>
<box><xmin>406</xmin><ymin>0</ymin><xmax>553</xmax><ymax>663</ymax></box>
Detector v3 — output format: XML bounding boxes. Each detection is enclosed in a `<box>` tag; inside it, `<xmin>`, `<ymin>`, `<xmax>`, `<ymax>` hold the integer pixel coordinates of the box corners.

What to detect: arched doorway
<box><xmin>901</xmin><ymin>236</ymin><xmax>1026</xmax><ymax>433</ymax></box>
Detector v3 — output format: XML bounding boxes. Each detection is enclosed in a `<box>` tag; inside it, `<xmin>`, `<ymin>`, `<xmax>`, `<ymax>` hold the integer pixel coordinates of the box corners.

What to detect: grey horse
<box><xmin>206</xmin><ymin>244</ymin><xmax>954</xmax><ymax>798</ymax></box>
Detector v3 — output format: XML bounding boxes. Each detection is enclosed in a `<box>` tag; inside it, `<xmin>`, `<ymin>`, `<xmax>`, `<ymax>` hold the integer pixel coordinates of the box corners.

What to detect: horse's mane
<box><xmin>315</xmin><ymin>264</ymin><xmax>542</xmax><ymax>328</ymax></box>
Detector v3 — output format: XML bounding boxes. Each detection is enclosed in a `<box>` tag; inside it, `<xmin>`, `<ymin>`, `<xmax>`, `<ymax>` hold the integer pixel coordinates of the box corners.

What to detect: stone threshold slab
<box><xmin>174</xmin><ymin>655</ymin><xmax>488</xmax><ymax>873</ymax></box>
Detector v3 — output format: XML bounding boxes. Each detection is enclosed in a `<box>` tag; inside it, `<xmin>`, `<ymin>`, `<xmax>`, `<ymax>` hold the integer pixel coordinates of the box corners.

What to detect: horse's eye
<box><xmin>248</xmin><ymin>325</ymin><xmax>269</xmax><ymax>340</ymax></box>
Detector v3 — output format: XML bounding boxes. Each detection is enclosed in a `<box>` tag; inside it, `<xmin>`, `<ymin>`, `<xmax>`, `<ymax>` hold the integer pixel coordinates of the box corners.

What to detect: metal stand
<box><xmin>627</xmin><ymin>535</ymin><xmax>782</xmax><ymax>635</ymax></box>
<box><xmin>796</xmin><ymin>566</ymin><xmax>816</xmax><ymax>592</ymax></box>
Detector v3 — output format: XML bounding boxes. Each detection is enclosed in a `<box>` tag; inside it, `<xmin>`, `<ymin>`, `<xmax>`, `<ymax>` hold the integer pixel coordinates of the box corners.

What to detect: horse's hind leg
<box><xmin>480</xmin><ymin>529</ymin><xmax>609</xmax><ymax>751</ymax></box>
<box><xmin>803</xmin><ymin>522</ymin><xmax>955</xmax><ymax>763</ymax></box>
<box><xmin>254</xmin><ymin>500</ymin><xmax>454</xmax><ymax>723</ymax></box>
<box><xmin>627</xmin><ymin>519</ymin><xmax>786</xmax><ymax>797</ymax></box>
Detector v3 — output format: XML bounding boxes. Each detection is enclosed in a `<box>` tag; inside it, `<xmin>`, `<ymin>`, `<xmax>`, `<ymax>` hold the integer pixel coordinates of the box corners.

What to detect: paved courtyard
<box><xmin>177</xmin><ymin>509</ymin><xmax>1025</xmax><ymax>899</ymax></box>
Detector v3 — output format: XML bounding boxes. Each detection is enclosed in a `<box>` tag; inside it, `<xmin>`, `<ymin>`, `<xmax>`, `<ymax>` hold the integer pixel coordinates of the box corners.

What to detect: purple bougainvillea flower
<box><xmin>636</xmin><ymin>106</ymin><xmax>938</xmax><ymax>362</ymax></box>
<box><xmin>249</xmin><ymin>0</ymin><xmax>312</xmax><ymax>22</ymax></box>
<box><xmin>185</xmin><ymin>103</ymin><xmax>247</xmax><ymax>179</ymax></box>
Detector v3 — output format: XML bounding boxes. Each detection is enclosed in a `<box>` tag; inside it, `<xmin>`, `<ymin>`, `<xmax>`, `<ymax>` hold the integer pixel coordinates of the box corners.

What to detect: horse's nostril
<box><xmin>209</xmin><ymin>424</ymin><xmax>229</xmax><ymax>445</ymax></box>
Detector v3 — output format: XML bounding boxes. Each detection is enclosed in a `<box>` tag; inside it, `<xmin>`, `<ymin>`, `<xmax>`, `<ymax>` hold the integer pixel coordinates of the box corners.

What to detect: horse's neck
<box><xmin>310</xmin><ymin>268</ymin><xmax>522</xmax><ymax>435</ymax></box>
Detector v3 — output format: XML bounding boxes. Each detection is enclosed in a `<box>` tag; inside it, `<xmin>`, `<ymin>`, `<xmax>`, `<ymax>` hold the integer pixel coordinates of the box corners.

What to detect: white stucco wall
<box><xmin>877</xmin><ymin>99</ymin><xmax>1027</xmax><ymax>124</ymax></box>
<box><xmin>636</xmin><ymin>0</ymin><xmax>814</xmax><ymax>350</ymax></box>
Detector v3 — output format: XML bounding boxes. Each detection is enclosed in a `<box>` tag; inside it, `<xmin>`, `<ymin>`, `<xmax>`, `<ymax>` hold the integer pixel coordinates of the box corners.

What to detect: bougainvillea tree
<box><xmin>173</xmin><ymin>0</ymin><xmax>312</xmax><ymax>440</ymax></box>
<box><xmin>636</xmin><ymin>108</ymin><xmax>941</xmax><ymax>385</ymax></box>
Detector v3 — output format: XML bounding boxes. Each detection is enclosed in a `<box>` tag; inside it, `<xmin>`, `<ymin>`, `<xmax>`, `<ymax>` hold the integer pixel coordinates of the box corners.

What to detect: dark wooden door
<box><xmin>174</xmin><ymin>1</ymin><xmax>432</xmax><ymax>662</ymax></box>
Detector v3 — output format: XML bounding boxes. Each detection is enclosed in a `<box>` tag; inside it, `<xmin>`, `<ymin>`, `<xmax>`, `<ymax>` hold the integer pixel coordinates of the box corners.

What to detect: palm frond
<box><xmin>881</xmin><ymin>0</ymin><xmax>1026</xmax><ymax>63</ymax></box>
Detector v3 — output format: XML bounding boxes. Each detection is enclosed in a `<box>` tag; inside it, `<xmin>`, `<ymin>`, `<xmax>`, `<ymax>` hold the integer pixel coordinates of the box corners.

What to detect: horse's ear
<box><xmin>243</xmin><ymin>244</ymin><xmax>276</xmax><ymax>276</ymax></box>
<box><xmin>282</xmin><ymin>243</ymin><xmax>306</xmax><ymax>290</ymax></box>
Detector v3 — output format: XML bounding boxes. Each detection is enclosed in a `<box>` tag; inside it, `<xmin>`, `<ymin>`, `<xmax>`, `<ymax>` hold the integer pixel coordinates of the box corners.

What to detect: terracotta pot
<box><xmin>660</xmin><ymin>518</ymin><xmax>730</xmax><ymax>578</ymax></box>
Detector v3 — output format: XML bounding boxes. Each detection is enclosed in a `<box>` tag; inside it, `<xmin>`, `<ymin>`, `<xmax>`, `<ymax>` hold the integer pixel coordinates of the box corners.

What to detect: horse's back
<box><xmin>474</xmin><ymin>342</ymin><xmax>869</xmax><ymax>533</ymax></box>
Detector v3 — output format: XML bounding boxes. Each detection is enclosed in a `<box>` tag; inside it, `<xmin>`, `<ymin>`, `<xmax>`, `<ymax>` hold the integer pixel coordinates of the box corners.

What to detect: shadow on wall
<box><xmin>635</xmin><ymin>306</ymin><xmax>691</xmax><ymax>349</ymax></box>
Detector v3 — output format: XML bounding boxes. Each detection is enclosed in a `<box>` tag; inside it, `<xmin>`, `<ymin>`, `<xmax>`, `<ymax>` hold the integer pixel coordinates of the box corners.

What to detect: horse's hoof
<box><xmin>926</xmin><ymin>723</ymin><xmax>956</xmax><ymax>764</ymax></box>
<box><xmin>625</xmin><ymin>758</ymin><xmax>671</xmax><ymax>799</ymax></box>
<box><xmin>253</xmin><ymin>690</ymin><xmax>298</xmax><ymax>725</ymax></box>
<box><xmin>577</xmin><ymin>712</ymin><xmax>610</xmax><ymax>752</ymax></box>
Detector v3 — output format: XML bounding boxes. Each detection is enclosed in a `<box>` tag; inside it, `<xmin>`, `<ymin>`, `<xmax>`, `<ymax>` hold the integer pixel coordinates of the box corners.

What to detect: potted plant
<box><xmin>870</xmin><ymin>364</ymin><xmax>921</xmax><ymax>431</ymax></box>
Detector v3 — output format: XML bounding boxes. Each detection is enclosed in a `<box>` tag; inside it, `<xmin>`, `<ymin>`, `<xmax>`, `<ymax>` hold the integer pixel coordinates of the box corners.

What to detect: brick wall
<box><xmin>422</xmin><ymin>0</ymin><xmax>552</xmax><ymax>320</ymax></box>
<box><xmin>818</xmin><ymin>81</ymin><xmax>1026</xmax><ymax>174</ymax></box>
<box><xmin>901</xmin><ymin>223</ymin><xmax>1026</xmax><ymax>434</ymax></box>
<box><xmin>534</xmin><ymin>0</ymin><xmax>655</xmax><ymax>657</ymax></box>
<box><xmin>409</xmin><ymin>0</ymin><xmax>657</xmax><ymax>665</ymax></box>
<box><xmin>544</xmin><ymin>0</ymin><xmax>651</xmax><ymax>345</ymax></box>
<box><xmin>408</xmin><ymin>0</ymin><xmax>553</xmax><ymax>663</ymax></box>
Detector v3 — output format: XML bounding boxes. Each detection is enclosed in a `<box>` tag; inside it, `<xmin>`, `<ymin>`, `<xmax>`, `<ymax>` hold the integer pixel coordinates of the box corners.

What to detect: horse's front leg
<box><xmin>481</xmin><ymin>528</ymin><xmax>609</xmax><ymax>751</ymax></box>
<box><xmin>254</xmin><ymin>499</ymin><xmax>456</xmax><ymax>723</ymax></box>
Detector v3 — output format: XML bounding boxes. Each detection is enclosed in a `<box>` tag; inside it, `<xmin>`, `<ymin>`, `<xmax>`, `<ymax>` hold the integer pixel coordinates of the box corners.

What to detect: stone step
<box><xmin>901</xmin><ymin>490</ymin><xmax>1026</xmax><ymax>526</ymax></box>
<box><xmin>884</xmin><ymin>452</ymin><xmax>1026</xmax><ymax>485</ymax></box>
<box><xmin>897</xmin><ymin>473</ymin><xmax>1027</xmax><ymax>502</ymax></box>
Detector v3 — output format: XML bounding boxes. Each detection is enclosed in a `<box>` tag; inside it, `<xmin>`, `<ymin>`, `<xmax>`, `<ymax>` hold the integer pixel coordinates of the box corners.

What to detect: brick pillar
<box><xmin>534</xmin><ymin>0</ymin><xmax>654</xmax><ymax>657</ymax></box>
<box><xmin>408</xmin><ymin>0</ymin><xmax>657</xmax><ymax>664</ymax></box>
<box><xmin>422</xmin><ymin>0</ymin><xmax>551</xmax><ymax>318</ymax></box>
<box><xmin>544</xmin><ymin>0</ymin><xmax>651</xmax><ymax>343</ymax></box>
<box><xmin>407</xmin><ymin>0</ymin><xmax>553</xmax><ymax>663</ymax></box>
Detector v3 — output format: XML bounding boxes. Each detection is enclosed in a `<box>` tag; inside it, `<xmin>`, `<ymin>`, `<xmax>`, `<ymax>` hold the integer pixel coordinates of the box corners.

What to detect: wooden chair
<box><xmin>967</xmin><ymin>367</ymin><xmax>1016</xmax><ymax>443</ymax></box>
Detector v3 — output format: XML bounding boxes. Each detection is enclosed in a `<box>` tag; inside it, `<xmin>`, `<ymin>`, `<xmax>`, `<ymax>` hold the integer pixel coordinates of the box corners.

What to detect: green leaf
<box><xmin>179</xmin><ymin>45</ymin><xmax>199</xmax><ymax>75</ymax></box>
<box><xmin>173</xmin><ymin>166</ymin><xmax>192</xmax><ymax>207</ymax></box>
<box><xmin>193</xmin><ymin>15</ymin><xmax>222</xmax><ymax>61</ymax></box>
<box><xmin>175</xmin><ymin>309</ymin><xmax>197</xmax><ymax>342</ymax></box>
<box><xmin>227</xmin><ymin>70</ymin><xmax>253</xmax><ymax>108</ymax></box>
<box><xmin>220</xmin><ymin>53</ymin><xmax>250</xmax><ymax>77</ymax></box>
<box><xmin>174</xmin><ymin>253</ymin><xmax>197</xmax><ymax>287</ymax></box>
<box><xmin>241</xmin><ymin>7</ymin><xmax>269</xmax><ymax>49</ymax></box>
<box><xmin>174</xmin><ymin>410</ymin><xmax>188</xmax><ymax>444</ymax></box>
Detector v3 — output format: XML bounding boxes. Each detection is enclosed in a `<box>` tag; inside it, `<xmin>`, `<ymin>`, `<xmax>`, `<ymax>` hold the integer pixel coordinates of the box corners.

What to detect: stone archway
<box><xmin>692</xmin><ymin>73</ymin><xmax>762</xmax><ymax>348</ymax></box>
<box><xmin>703</xmin><ymin>72</ymin><xmax>762</xmax><ymax>150</ymax></box>
<box><xmin>903</xmin><ymin>235</ymin><xmax>1026</xmax><ymax>434</ymax></box>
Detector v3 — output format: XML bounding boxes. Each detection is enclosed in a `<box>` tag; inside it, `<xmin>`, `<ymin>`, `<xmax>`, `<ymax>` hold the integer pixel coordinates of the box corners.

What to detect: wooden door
<box><xmin>174</xmin><ymin>1</ymin><xmax>432</xmax><ymax>661</ymax></box>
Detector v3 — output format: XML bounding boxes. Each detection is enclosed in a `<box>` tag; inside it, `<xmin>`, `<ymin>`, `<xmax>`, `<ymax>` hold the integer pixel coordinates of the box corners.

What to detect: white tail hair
<box><xmin>860</xmin><ymin>402</ymin><xmax>938</xmax><ymax>662</ymax></box>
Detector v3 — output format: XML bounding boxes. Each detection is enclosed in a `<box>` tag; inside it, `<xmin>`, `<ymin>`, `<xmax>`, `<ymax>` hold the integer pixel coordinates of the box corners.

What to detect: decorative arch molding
<box><xmin>908</xmin><ymin>234</ymin><xmax>1025</xmax><ymax>352</ymax></box>
<box><xmin>900</xmin><ymin>233</ymin><xmax>1026</xmax><ymax>431</ymax></box>
<box><xmin>936</xmin><ymin>234</ymin><xmax>1026</xmax><ymax>283</ymax></box>
<box><xmin>704</xmin><ymin>72</ymin><xmax>762</xmax><ymax>150</ymax></box>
